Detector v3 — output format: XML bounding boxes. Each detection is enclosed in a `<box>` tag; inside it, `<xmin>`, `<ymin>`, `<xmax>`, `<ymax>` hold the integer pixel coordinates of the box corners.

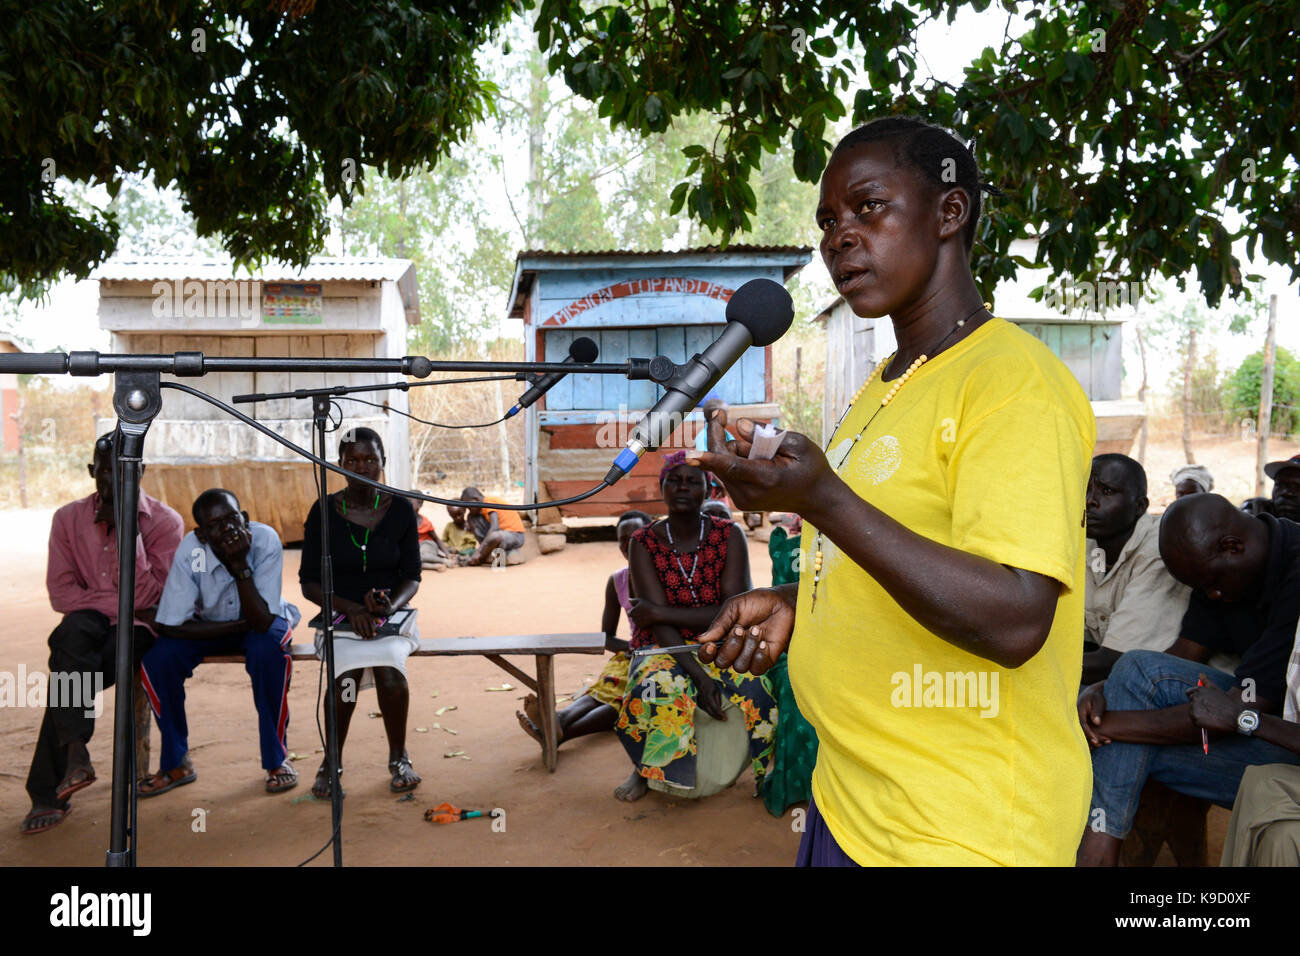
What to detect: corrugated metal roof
<box><xmin>514</xmin><ymin>245</ymin><xmax>811</xmax><ymax>260</ymax></box>
<box><xmin>92</xmin><ymin>256</ymin><xmax>416</xmax><ymax>283</ymax></box>
<box><xmin>508</xmin><ymin>245</ymin><xmax>813</xmax><ymax>316</ymax></box>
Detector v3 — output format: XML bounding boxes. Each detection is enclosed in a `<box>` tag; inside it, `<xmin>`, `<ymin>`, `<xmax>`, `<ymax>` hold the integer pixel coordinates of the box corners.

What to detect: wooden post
<box><xmin>794</xmin><ymin>346</ymin><xmax>802</xmax><ymax>431</ymax></box>
<box><xmin>494</xmin><ymin>379</ymin><xmax>510</xmax><ymax>493</ymax></box>
<box><xmin>9</xmin><ymin>397</ymin><xmax>26</xmax><ymax>508</ymax></box>
<box><xmin>1256</xmin><ymin>294</ymin><xmax>1279</xmax><ymax>496</ymax></box>
<box><xmin>1181</xmin><ymin>327</ymin><xmax>1197</xmax><ymax>464</ymax></box>
<box><xmin>1135</xmin><ymin>325</ymin><xmax>1149</xmax><ymax>465</ymax></box>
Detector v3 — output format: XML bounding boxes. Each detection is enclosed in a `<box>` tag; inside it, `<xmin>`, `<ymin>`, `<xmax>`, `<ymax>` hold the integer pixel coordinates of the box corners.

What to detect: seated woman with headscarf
<box><xmin>613</xmin><ymin>451</ymin><xmax>777</xmax><ymax>802</ymax></box>
<box><xmin>1171</xmin><ymin>463</ymin><xmax>1214</xmax><ymax>498</ymax></box>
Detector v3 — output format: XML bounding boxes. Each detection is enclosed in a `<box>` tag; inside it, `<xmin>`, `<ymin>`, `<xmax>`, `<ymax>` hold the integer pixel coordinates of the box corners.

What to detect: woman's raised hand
<box><xmin>696</xmin><ymin>588</ymin><xmax>796</xmax><ymax>676</ymax></box>
<box><xmin>686</xmin><ymin>418</ymin><xmax>833</xmax><ymax>515</ymax></box>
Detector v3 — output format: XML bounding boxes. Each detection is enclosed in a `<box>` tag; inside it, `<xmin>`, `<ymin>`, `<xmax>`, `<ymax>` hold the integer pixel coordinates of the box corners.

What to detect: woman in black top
<box><xmin>300</xmin><ymin>427</ymin><xmax>423</xmax><ymax>796</ymax></box>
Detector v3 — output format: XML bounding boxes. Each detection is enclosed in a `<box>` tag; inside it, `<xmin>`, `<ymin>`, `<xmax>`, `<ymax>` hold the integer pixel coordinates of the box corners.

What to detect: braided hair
<box><xmin>831</xmin><ymin>117</ymin><xmax>1001</xmax><ymax>250</ymax></box>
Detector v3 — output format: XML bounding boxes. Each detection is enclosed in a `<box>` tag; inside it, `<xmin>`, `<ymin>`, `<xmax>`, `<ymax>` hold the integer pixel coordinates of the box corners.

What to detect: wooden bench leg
<box><xmin>535</xmin><ymin>655</ymin><xmax>559</xmax><ymax>772</ymax></box>
<box><xmin>133</xmin><ymin>669</ymin><xmax>152</xmax><ymax>779</ymax></box>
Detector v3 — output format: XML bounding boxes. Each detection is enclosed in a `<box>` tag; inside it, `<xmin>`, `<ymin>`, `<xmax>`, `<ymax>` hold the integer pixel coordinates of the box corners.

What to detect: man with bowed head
<box><xmin>139</xmin><ymin>488</ymin><xmax>302</xmax><ymax>796</ymax></box>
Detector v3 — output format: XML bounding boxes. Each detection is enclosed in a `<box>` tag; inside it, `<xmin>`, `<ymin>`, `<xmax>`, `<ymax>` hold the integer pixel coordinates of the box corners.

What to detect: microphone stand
<box><xmin>0</xmin><ymin>349</ymin><xmax>675</xmax><ymax>868</ymax></box>
<box><xmin>310</xmin><ymin>394</ymin><xmax>345</xmax><ymax>865</ymax></box>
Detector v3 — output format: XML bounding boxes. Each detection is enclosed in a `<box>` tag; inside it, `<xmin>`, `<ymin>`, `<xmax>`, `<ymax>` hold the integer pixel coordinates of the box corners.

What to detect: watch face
<box><xmin>1238</xmin><ymin>710</ymin><xmax>1260</xmax><ymax>734</ymax></box>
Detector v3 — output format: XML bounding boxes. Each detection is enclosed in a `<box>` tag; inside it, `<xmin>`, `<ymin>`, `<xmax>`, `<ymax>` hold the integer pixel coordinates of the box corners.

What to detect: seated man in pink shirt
<box><xmin>20</xmin><ymin>435</ymin><xmax>184</xmax><ymax>835</ymax></box>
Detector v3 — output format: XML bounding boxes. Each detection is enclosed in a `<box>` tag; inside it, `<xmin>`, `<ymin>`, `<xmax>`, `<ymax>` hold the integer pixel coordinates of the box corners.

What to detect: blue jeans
<box><xmin>141</xmin><ymin>617</ymin><xmax>294</xmax><ymax>772</ymax></box>
<box><xmin>1089</xmin><ymin>650</ymin><xmax>1300</xmax><ymax>839</ymax></box>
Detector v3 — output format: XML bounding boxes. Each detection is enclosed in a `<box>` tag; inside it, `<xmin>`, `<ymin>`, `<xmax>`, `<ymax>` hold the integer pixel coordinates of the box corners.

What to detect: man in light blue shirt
<box><xmin>139</xmin><ymin>489</ymin><xmax>302</xmax><ymax>796</ymax></box>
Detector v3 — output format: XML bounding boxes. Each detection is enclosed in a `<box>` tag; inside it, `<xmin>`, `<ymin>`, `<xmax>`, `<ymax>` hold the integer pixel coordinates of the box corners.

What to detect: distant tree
<box><xmin>1224</xmin><ymin>347</ymin><xmax>1300</xmax><ymax>439</ymax></box>
<box><xmin>1141</xmin><ymin>278</ymin><xmax>1257</xmax><ymax>462</ymax></box>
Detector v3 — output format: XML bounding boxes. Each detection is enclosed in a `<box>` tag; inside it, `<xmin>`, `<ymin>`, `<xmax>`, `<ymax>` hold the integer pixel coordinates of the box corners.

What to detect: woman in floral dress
<box><xmin>614</xmin><ymin>451</ymin><xmax>777</xmax><ymax>801</ymax></box>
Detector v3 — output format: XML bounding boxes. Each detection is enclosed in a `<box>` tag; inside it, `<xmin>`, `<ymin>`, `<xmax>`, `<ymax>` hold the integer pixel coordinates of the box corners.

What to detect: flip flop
<box><xmin>312</xmin><ymin>762</ymin><xmax>345</xmax><ymax>800</ymax></box>
<box><xmin>55</xmin><ymin>766</ymin><xmax>95</xmax><ymax>803</ymax></box>
<box><xmin>388</xmin><ymin>756</ymin><xmax>421</xmax><ymax>793</ymax></box>
<box><xmin>137</xmin><ymin>765</ymin><xmax>197</xmax><ymax>798</ymax></box>
<box><xmin>265</xmin><ymin>760</ymin><xmax>299</xmax><ymax>794</ymax></box>
<box><xmin>20</xmin><ymin>806</ymin><xmax>70</xmax><ymax>835</ymax></box>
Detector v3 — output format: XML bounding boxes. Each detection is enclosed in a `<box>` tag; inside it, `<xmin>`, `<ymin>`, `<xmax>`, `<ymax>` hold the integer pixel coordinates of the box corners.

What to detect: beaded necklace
<box><xmin>809</xmin><ymin>304</ymin><xmax>990</xmax><ymax>612</ymax></box>
<box><xmin>663</xmin><ymin>515</ymin><xmax>706</xmax><ymax>603</ymax></box>
<box><xmin>340</xmin><ymin>491</ymin><xmax>381</xmax><ymax>573</ymax></box>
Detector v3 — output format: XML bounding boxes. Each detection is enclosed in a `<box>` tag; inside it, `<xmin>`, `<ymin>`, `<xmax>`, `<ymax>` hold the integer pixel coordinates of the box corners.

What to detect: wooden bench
<box><xmin>200</xmin><ymin>633</ymin><xmax>607</xmax><ymax>771</ymax></box>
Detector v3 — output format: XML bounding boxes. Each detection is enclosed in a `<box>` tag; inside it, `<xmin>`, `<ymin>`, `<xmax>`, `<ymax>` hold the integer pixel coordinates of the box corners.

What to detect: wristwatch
<box><xmin>233</xmin><ymin>566</ymin><xmax>254</xmax><ymax>582</ymax></box>
<box><xmin>1236</xmin><ymin>709</ymin><xmax>1260</xmax><ymax>736</ymax></box>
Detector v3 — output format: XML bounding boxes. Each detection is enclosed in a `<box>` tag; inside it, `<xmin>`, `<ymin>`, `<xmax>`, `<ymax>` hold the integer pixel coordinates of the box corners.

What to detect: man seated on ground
<box><xmin>1266</xmin><ymin>454</ymin><xmax>1300</xmax><ymax>521</ymax></box>
<box><xmin>1188</xmin><ymin>619</ymin><xmax>1300</xmax><ymax>866</ymax></box>
<box><xmin>458</xmin><ymin>487</ymin><xmax>526</xmax><ymax>566</ymax></box>
<box><xmin>20</xmin><ymin>435</ymin><xmax>184</xmax><ymax>835</ymax></box>
<box><xmin>138</xmin><ymin>489</ymin><xmax>302</xmax><ymax>797</ymax></box>
<box><xmin>1076</xmin><ymin>494</ymin><xmax>1300</xmax><ymax>866</ymax></box>
<box><xmin>1082</xmin><ymin>454</ymin><xmax>1191</xmax><ymax>684</ymax></box>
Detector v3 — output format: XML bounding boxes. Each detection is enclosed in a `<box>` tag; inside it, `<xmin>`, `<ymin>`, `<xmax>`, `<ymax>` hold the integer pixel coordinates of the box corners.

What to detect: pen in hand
<box><xmin>1198</xmin><ymin>677</ymin><xmax>1209</xmax><ymax>755</ymax></box>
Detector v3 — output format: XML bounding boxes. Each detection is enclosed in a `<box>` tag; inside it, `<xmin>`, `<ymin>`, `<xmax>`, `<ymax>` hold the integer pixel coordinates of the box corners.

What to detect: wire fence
<box><xmin>405</xmin><ymin>343</ymin><xmax>528</xmax><ymax>501</ymax></box>
<box><xmin>3</xmin><ymin>359</ymin><xmax>1292</xmax><ymax>516</ymax></box>
<box><xmin>0</xmin><ymin>381</ymin><xmax>111</xmax><ymax>509</ymax></box>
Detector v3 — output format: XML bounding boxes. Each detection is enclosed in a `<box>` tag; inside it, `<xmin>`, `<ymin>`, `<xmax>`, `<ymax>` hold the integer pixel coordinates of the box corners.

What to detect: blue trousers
<box><xmin>795</xmin><ymin>797</ymin><xmax>859</xmax><ymax>867</ymax></box>
<box><xmin>1089</xmin><ymin>650</ymin><xmax>1300</xmax><ymax>839</ymax></box>
<box><xmin>140</xmin><ymin>617</ymin><xmax>293</xmax><ymax>773</ymax></box>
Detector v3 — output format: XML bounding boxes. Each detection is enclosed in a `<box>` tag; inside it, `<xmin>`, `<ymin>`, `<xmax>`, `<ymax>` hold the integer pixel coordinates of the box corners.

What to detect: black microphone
<box><xmin>603</xmin><ymin>278</ymin><xmax>793</xmax><ymax>485</ymax></box>
<box><xmin>505</xmin><ymin>336</ymin><xmax>599</xmax><ymax>418</ymax></box>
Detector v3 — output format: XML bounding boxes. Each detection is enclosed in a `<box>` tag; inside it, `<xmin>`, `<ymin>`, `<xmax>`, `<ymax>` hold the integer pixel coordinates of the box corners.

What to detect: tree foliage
<box><xmin>0</xmin><ymin>0</ymin><xmax>515</xmax><ymax>295</ymax></box>
<box><xmin>1224</xmin><ymin>346</ymin><xmax>1300</xmax><ymax>437</ymax></box>
<box><xmin>537</xmin><ymin>0</ymin><xmax>1299</xmax><ymax>307</ymax></box>
<box><xmin>5</xmin><ymin>0</ymin><xmax>1294</xmax><ymax>313</ymax></box>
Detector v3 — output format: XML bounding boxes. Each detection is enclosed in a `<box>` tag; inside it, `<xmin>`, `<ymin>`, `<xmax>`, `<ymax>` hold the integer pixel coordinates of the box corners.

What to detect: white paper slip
<box><xmin>747</xmin><ymin>422</ymin><xmax>788</xmax><ymax>460</ymax></box>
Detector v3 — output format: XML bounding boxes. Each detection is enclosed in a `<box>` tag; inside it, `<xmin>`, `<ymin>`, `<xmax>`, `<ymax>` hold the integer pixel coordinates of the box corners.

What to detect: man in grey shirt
<box><xmin>1083</xmin><ymin>454</ymin><xmax>1191</xmax><ymax>684</ymax></box>
<box><xmin>139</xmin><ymin>489</ymin><xmax>301</xmax><ymax>796</ymax></box>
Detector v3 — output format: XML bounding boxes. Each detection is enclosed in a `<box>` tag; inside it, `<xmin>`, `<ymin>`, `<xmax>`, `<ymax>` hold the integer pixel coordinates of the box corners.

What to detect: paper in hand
<box><xmin>747</xmin><ymin>422</ymin><xmax>788</xmax><ymax>461</ymax></box>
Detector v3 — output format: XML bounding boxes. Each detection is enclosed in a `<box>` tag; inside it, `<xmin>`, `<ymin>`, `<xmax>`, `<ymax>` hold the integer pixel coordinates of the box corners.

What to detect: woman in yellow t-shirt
<box><xmin>690</xmin><ymin>117</ymin><xmax>1096</xmax><ymax>866</ymax></box>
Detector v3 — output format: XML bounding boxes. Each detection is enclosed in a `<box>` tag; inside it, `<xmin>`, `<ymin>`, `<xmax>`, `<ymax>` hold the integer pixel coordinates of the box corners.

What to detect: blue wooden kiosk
<box><xmin>507</xmin><ymin>246</ymin><xmax>811</xmax><ymax>523</ymax></box>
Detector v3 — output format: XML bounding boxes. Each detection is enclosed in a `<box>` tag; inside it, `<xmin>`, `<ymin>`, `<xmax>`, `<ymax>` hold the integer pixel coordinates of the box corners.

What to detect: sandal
<box><xmin>20</xmin><ymin>806</ymin><xmax>71</xmax><ymax>835</ymax></box>
<box><xmin>312</xmin><ymin>761</ymin><xmax>344</xmax><ymax>800</ymax></box>
<box><xmin>137</xmin><ymin>765</ymin><xmax>197</xmax><ymax>798</ymax></box>
<box><xmin>389</xmin><ymin>756</ymin><xmax>421</xmax><ymax>793</ymax></box>
<box><xmin>265</xmin><ymin>760</ymin><xmax>299</xmax><ymax>794</ymax></box>
<box><xmin>55</xmin><ymin>766</ymin><xmax>96</xmax><ymax>803</ymax></box>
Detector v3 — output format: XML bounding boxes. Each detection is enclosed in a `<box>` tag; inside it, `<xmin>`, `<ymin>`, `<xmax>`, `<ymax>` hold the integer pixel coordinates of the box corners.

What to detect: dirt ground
<box><xmin>1140</xmin><ymin>432</ymin><xmax>1300</xmax><ymax>511</ymax></box>
<box><xmin>3</xmin><ymin>428</ymin><xmax>1265</xmax><ymax>867</ymax></box>
<box><xmin>0</xmin><ymin>510</ymin><xmax>798</xmax><ymax>867</ymax></box>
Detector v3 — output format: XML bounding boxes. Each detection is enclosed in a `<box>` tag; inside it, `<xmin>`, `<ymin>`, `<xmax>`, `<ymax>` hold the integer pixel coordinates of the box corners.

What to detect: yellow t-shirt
<box><xmin>789</xmin><ymin>318</ymin><xmax>1096</xmax><ymax>865</ymax></box>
